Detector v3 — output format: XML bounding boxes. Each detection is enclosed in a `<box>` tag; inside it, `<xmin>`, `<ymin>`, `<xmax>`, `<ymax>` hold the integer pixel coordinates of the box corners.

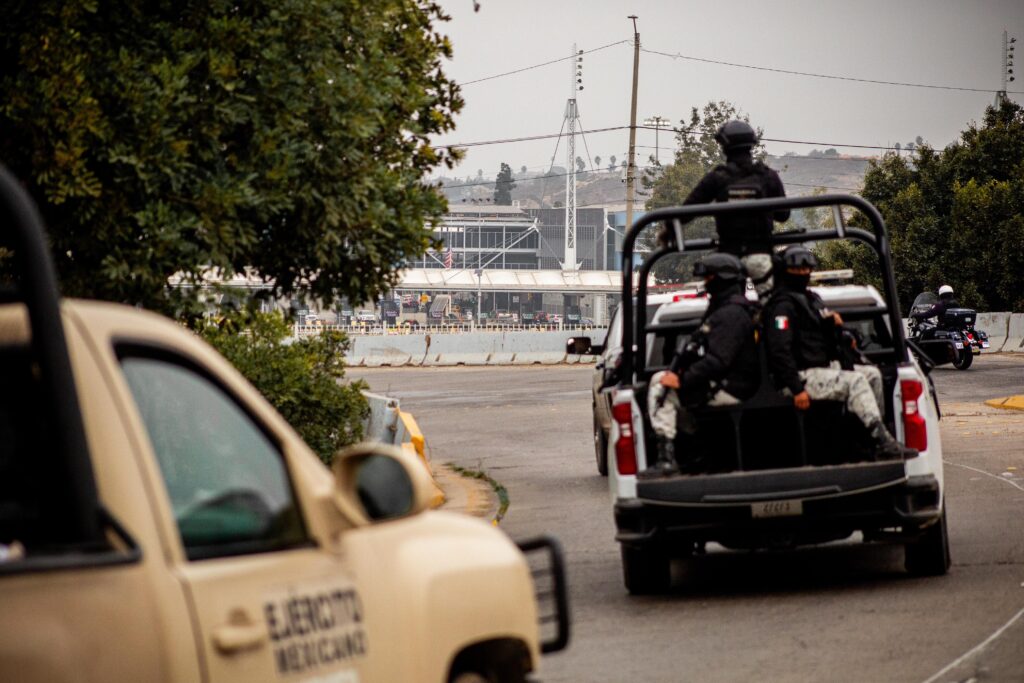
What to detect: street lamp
<box><xmin>475</xmin><ymin>268</ymin><xmax>483</xmax><ymax>322</ymax></box>
<box><xmin>643</xmin><ymin>115</ymin><xmax>669</xmax><ymax>165</ymax></box>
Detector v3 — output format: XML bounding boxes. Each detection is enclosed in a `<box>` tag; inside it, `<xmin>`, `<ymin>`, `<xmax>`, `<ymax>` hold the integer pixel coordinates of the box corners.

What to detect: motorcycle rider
<box><xmin>658</xmin><ymin>120</ymin><xmax>790</xmax><ymax>301</ymax></box>
<box><xmin>641</xmin><ymin>253</ymin><xmax>761</xmax><ymax>478</ymax></box>
<box><xmin>911</xmin><ymin>285</ymin><xmax>958</xmax><ymax>325</ymax></box>
<box><xmin>763</xmin><ymin>245</ymin><xmax>914</xmax><ymax>459</ymax></box>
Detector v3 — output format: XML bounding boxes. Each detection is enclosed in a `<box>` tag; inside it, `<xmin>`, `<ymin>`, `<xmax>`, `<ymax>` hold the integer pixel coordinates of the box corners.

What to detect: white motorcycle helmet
<box><xmin>938</xmin><ymin>284</ymin><xmax>954</xmax><ymax>297</ymax></box>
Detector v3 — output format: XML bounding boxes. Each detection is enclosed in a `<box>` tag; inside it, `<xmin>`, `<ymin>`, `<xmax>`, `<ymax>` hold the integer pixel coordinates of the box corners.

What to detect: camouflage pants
<box><xmin>648</xmin><ymin>371</ymin><xmax>740</xmax><ymax>440</ymax></box>
<box><xmin>850</xmin><ymin>362</ymin><xmax>884</xmax><ymax>412</ymax></box>
<box><xmin>800</xmin><ymin>365</ymin><xmax>883</xmax><ymax>428</ymax></box>
<box><xmin>742</xmin><ymin>253</ymin><xmax>773</xmax><ymax>302</ymax></box>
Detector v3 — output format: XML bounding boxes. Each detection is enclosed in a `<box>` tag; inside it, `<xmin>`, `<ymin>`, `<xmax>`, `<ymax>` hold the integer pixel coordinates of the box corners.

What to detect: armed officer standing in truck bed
<box><xmin>641</xmin><ymin>254</ymin><xmax>761</xmax><ymax>478</ymax></box>
<box><xmin>763</xmin><ymin>246</ymin><xmax>915</xmax><ymax>460</ymax></box>
<box><xmin>660</xmin><ymin>120</ymin><xmax>790</xmax><ymax>301</ymax></box>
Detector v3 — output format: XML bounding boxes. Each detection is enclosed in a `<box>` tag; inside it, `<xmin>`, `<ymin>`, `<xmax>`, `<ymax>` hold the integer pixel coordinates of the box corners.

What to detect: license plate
<box><xmin>954</xmin><ymin>342</ymin><xmax>963</xmax><ymax>349</ymax></box>
<box><xmin>751</xmin><ymin>499</ymin><xmax>803</xmax><ymax>518</ymax></box>
<box><xmin>982</xmin><ymin>342</ymin><xmax>990</xmax><ymax>348</ymax></box>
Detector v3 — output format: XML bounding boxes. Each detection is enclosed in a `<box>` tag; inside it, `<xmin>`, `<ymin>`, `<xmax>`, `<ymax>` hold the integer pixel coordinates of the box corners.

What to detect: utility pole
<box><xmin>624</xmin><ymin>16</ymin><xmax>640</xmax><ymax>243</ymax></box>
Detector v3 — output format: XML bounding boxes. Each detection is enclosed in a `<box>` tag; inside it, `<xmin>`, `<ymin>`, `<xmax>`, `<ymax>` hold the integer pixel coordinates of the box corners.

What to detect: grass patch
<box><xmin>449</xmin><ymin>464</ymin><xmax>510</xmax><ymax>524</ymax></box>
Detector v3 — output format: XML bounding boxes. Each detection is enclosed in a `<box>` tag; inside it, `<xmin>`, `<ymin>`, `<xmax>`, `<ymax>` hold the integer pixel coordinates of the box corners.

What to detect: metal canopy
<box><xmin>397</xmin><ymin>268</ymin><xmax>626</xmax><ymax>294</ymax></box>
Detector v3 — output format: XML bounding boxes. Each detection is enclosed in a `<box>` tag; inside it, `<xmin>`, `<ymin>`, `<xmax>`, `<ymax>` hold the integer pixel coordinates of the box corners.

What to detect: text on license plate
<box><xmin>751</xmin><ymin>499</ymin><xmax>803</xmax><ymax>518</ymax></box>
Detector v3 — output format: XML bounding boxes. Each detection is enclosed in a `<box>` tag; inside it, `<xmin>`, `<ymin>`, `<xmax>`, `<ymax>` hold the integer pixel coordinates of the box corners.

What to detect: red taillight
<box><xmin>901</xmin><ymin>379</ymin><xmax>928</xmax><ymax>451</ymax></box>
<box><xmin>611</xmin><ymin>401</ymin><xmax>638</xmax><ymax>475</ymax></box>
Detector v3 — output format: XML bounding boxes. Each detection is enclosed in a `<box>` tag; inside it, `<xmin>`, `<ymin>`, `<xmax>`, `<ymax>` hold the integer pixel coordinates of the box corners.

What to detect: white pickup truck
<box><xmin>603</xmin><ymin>195</ymin><xmax>948</xmax><ymax>594</ymax></box>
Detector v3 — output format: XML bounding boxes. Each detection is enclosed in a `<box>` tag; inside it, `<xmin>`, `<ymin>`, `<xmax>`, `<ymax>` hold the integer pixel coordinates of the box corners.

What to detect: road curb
<box><xmin>984</xmin><ymin>395</ymin><xmax>1024</xmax><ymax>411</ymax></box>
<box><xmin>432</xmin><ymin>464</ymin><xmax>500</xmax><ymax>521</ymax></box>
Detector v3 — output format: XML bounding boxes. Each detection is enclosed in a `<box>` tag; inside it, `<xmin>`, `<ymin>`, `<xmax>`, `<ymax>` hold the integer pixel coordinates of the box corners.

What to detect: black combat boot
<box><xmin>869</xmin><ymin>421</ymin><xmax>919</xmax><ymax>461</ymax></box>
<box><xmin>638</xmin><ymin>439</ymin><xmax>680</xmax><ymax>479</ymax></box>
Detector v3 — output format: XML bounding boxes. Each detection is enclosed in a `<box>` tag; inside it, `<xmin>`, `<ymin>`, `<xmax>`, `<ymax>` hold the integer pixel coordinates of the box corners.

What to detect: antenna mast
<box><xmin>997</xmin><ymin>30</ymin><xmax>1017</xmax><ymax>106</ymax></box>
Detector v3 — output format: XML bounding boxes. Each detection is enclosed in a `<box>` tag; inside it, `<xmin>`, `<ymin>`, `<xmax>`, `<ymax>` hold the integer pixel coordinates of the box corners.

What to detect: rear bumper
<box><xmin>615</xmin><ymin>464</ymin><xmax>940</xmax><ymax>549</ymax></box>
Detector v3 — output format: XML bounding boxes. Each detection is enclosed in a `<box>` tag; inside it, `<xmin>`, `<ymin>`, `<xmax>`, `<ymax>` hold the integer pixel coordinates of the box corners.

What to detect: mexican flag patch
<box><xmin>774</xmin><ymin>315</ymin><xmax>790</xmax><ymax>330</ymax></box>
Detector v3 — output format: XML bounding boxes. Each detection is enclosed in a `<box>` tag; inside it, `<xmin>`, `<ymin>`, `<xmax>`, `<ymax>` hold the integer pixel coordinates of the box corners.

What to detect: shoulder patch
<box><xmin>774</xmin><ymin>315</ymin><xmax>790</xmax><ymax>330</ymax></box>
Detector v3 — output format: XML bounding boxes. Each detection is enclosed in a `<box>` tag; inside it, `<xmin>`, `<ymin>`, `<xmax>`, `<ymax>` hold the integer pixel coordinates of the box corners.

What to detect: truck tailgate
<box><xmin>637</xmin><ymin>461</ymin><xmax>907</xmax><ymax>505</ymax></box>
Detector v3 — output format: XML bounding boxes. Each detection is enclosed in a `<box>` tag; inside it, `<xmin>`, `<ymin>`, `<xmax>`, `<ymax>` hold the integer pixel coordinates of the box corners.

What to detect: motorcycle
<box><xmin>907</xmin><ymin>292</ymin><xmax>989</xmax><ymax>370</ymax></box>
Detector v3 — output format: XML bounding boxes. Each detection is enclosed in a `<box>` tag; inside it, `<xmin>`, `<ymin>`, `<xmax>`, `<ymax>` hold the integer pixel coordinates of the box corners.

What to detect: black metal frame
<box><xmin>0</xmin><ymin>165</ymin><xmax>104</xmax><ymax>546</ymax></box>
<box><xmin>619</xmin><ymin>195</ymin><xmax>909</xmax><ymax>380</ymax></box>
<box><xmin>516</xmin><ymin>535</ymin><xmax>570</xmax><ymax>654</ymax></box>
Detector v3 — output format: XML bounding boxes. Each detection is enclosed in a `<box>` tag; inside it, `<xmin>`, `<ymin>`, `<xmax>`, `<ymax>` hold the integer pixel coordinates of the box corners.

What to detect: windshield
<box><xmin>911</xmin><ymin>292</ymin><xmax>938</xmax><ymax>314</ymax></box>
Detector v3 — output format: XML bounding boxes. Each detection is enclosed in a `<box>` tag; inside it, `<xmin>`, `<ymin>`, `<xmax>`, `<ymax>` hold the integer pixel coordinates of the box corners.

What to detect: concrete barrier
<box><xmin>565</xmin><ymin>354</ymin><xmax>598</xmax><ymax>364</ymax></box>
<box><xmin>361</xmin><ymin>391</ymin><xmax>445</xmax><ymax>507</ymax></box>
<box><xmin>350</xmin><ymin>315</ymin><xmax>1024</xmax><ymax>364</ymax></box>
<box><xmin>349</xmin><ymin>335</ymin><xmax>425</xmax><ymax>367</ymax></box>
<box><xmin>511</xmin><ymin>352</ymin><xmax>566</xmax><ymax>365</ymax></box>
<box><xmin>977</xmin><ymin>312</ymin><xmax>1010</xmax><ymax>352</ymax></box>
<box><xmin>1005</xmin><ymin>313</ymin><xmax>1024</xmax><ymax>352</ymax></box>
<box><xmin>350</xmin><ymin>330</ymin><xmax>608</xmax><ymax>366</ymax></box>
<box><xmin>362</xmin><ymin>391</ymin><xmax>401</xmax><ymax>443</ymax></box>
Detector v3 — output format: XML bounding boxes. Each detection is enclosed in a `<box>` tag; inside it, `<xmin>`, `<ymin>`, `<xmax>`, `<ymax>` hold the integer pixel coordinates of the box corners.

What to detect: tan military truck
<box><xmin>0</xmin><ymin>167</ymin><xmax>568</xmax><ymax>682</ymax></box>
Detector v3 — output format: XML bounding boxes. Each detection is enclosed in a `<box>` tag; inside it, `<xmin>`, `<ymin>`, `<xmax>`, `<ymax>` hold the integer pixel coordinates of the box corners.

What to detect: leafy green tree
<box><xmin>642</xmin><ymin>101</ymin><xmax>766</xmax><ymax>281</ymax></box>
<box><xmin>200</xmin><ymin>310</ymin><xmax>368</xmax><ymax>464</ymax></box>
<box><xmin>493</xmin><ymin>162</ymin><xmax>516</xmax><ymax>205</ymax></box>
<box><xmin>0</xmin><ymin>1</ymin><xmax>463</xmax><ymax>316</ymax></box>
<box><xmin>818</xmin><ymin>99</ymin><xmax>1024</xmax><ymax>311</ymax></box>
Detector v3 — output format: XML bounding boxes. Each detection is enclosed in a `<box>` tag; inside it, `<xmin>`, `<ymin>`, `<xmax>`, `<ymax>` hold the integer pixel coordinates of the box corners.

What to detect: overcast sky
<box><xmin>431</xmin><ymin>0</ymin><xmax>1023</xmax><ymax>180</ymax></box>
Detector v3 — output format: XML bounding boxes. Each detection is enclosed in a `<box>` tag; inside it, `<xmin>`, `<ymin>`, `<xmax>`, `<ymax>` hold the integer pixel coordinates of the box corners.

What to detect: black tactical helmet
<box><xmin>693</xmin><ymin>253</ymin><xmax>746</xmax><ymax>281</ymax></box>
<box><xmin>779</xmin><ymin>245</ymin><xmax>819</xmax><ymax>269</ymax></box>
<box><xmin>715</xmin><ymin>120</ymin><xmax>758</xmax><ymax>152</ymax></box>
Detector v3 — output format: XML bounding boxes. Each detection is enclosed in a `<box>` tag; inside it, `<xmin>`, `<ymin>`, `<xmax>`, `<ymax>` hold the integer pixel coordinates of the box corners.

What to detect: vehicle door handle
<box><xmin>213</xmin><ymin>609</ymin><xmax>268</xmax><ymax>654</ymax></box>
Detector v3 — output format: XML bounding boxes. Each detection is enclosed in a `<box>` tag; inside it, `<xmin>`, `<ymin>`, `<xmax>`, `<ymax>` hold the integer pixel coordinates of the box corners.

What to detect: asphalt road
<box><xmin>351</xmin><ymin>355</ymin><xmax>1024</xmax><ymax>683</ymax></box>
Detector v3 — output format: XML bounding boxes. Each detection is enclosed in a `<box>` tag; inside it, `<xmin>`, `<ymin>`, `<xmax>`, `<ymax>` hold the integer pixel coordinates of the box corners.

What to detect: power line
<box><xmin>460</xmin><ymin>40</ymin><xmax>630</xmax><ymax>86</ymax></box>
<box><xmin>443</xmin><ymin>125</ymin><xmax>630</xmax><ymax>149</ymax></box>
<box><xmin>445</xmin><ymin>123</ymin><xmax>907</xmax><ymax>152</ymax></box>
<box><xmin>642</xmin><ymin>46</ymin><xmax>1024</xmax><ymax>95</ymax></box>
<box><xmin>641</xmin><ymin>124</ymin><xmax>907</xmax><ymax>151</ymax></box>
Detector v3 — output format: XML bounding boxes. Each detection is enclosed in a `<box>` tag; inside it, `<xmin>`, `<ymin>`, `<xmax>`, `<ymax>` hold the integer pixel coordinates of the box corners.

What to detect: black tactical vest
<box><xmin>711</xmin><ymin>162</ymin><xmax>775</xmax><ymax>255</ymax></box>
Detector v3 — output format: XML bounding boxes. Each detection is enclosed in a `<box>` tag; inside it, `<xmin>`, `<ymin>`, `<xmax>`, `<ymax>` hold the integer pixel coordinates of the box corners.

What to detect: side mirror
<box><xmin>567</xmin><ymin>337</ymin><xmax>603</xmax><ymax>355</ymax></box>
<box><xmin>332</xmin><ymin>443</ymin><xmax>433</xmax><ymax>525</ymax></box>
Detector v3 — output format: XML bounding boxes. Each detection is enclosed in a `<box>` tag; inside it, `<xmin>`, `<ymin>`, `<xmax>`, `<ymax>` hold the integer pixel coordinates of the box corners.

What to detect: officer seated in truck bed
<box><xmin>644</xmin><ymin>262</ymin><xmax>911</xmax><ymax>474</ymax></box>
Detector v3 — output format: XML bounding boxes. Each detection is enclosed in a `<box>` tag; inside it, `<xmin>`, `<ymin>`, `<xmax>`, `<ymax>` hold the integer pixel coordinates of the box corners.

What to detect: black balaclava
<box><xmin>706</xmin><ymin>276</ymin><xmax>743</xmax><ymax>303</ymax></box>
<box><xmin>725</xmin><ymin>147</ymin><xmax>754</xmax><ymax>170</ymax></box>
<box><xmin>780</xmin><ymin>269</ymin><xmax>811</xmax><ymax>292</ymax></box>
